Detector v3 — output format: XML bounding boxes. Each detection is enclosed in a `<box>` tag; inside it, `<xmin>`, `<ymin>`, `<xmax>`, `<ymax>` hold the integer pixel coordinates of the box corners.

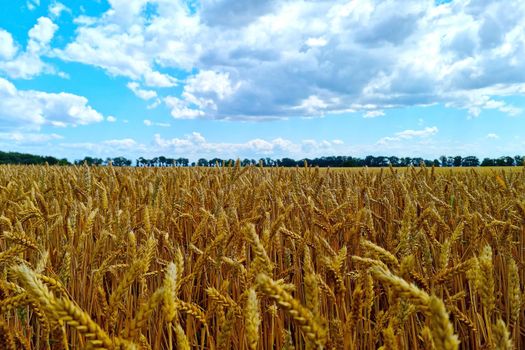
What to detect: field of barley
<box><xmin>0</xmin><ymin>164</ymin><xmax>523</xmax><ymax>349</ymax></box>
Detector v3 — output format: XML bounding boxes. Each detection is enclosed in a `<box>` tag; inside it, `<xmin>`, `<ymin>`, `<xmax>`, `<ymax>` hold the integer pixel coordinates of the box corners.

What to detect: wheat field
<box><xmin>0</xmin><ymin>164</ymin><xmax>523</xmax><ymax>349</ymax></box>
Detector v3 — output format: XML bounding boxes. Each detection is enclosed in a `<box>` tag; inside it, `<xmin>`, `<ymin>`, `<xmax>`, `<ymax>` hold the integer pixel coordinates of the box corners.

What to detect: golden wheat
<box><xmin>0</xmin><ymin>164</ymin><xmax>522</xmax><ymax>349</ymax></box>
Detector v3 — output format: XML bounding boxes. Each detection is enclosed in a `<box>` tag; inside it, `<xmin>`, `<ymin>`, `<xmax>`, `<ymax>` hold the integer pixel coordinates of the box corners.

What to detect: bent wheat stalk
<box><xmin>256</xmin><ymin>273</ymin><xmax>327</xmax><ymax>348</ymax></box>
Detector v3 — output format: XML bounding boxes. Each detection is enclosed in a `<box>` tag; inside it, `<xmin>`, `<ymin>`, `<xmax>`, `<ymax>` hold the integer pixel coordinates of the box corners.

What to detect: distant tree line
<box><xmin>0</xmin><ymin>151</ymin><xmax>69</xmax><ymax>165</ymax></box>
<box><xmin>72</xmin><ymin>156</ymin><xmax>190</xmax><ymax>167</ymax></box>
<box><xmin>1</xmin><ymin>151</ymin><xmax>523</xmax><ymax>167</ymax></box>
<box><xmin>76</xmin><ymin>154</ymin><xmax>525</xmax><ymax>167</ymax></box>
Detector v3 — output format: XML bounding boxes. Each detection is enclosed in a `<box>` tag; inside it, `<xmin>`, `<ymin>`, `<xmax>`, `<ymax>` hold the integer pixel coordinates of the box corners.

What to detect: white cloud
<box><xmin>378</xmin><ymin>126</ymin><xmax>439</xmax><ymax>145</ymax></box>
<box><xmin>54</xmin><ymin>132</ymin><xmax>518</xmax><ymax>160</ymax></box>
<box><xmin>294</xmin><ymin>95</ymin><xmax>329</xmax><ymax>116</ymax></box>
<box><xmin>127</xmin><ymin>82</ymin><xmax>157</xmax><ymax>100</ymax></box>
<box><xmin>104</xmin><ymin>138</ymin><xmax>138</xmax><ymax>148</ymax></box>
<box><xmin>152</xmin><ymin>132</ymin><xmax>343</xmax><ymax>158</ymax></box>
<box><xmin>445</xmin><ymin>91</ymin><xmax>522</xmax><ymax>117</ymax></box>
<box><xmin>486</xmin><ymin>133</ymin><xmax>499</xmax><ymax>139</ymax></box>
<box><xmin>396</xmin><ymin>126</ymin><xmax>439</xmax><ymax>139</ymax></box>
<box><xmin>0</xmin><ymin>77</ymin><xmax>105</xmax><ymax>129</ymax></box>
<box><xmin>143</xmin><ymin>119</ymin><xmax>170</xmax><ymax>127</ymax></box>
<box><xmin>164</xmin><ymin>96</ymin><xmax>204</xmax><ymax>119</ymax></box>
<box><xmin>0</xmin><ymin>54</ymin><xmax>51</xmax><ymax>80</ymax></box>
<box><xmin>57</xmin><ymin>1</ymin><xmax>190</xmax><ymax>85</ymax></box>
<box><xmin>57</xmin><ymin>27</ymin><xmax>151</xmax><ymax>80</ymax></box>
<box><xmin>157</xmin><ymin>132</ymin><xmax>290</xmax><ymax>156</ymax></box>
<box><xmin>28</xmin><ymin>17</ymin><xmax>58</xmax><ymax>50</ymax></box>
<box><xmin>305</xmin><ymin>37</ymin><xmax>328</xmax><ymax>48</ymax></box>
<box><xmin>332</xmin><ymin>139</ymin><xmax>344</xmax><ymax>145</ymax></box>
<box><xmin>27</xmin><ymin>0</ymin><xmax>40</xmax><ymax>11</ymax></box>
<box><xmin>0</xmin><ymin>30</ymin><xmax>17</xmax><ymax>60</ymax></box>
<box><xmin>185</xmin><ymin>70</ymin><xmax>238</xmax><ymax>100</ymax></box>
<box><xmin>58</xmin><ymin>71</ymin><xmax>70</xmax><ymax>79</ymax></box>
<box><xmin>49</xmin><ymin>1</ymin><xmax>70</xmax><ymax>18</ymax></box>
<box><xmin>61</xmin><ymin>138</ymin><xmax>147</xmax><ymax>157</ymax></box>
<box><xmin>301</xmin><ymin>139</ymin><xmax>334</xmax><ymax>153</ymax></box>
<box><xmin>0</xmin><ymin>17</ymin><xmax>59</xmax><ymax>79</ymax></box>
<box><xmin>0</xmin><ymin>132</ymin><xmax>62</xmax><ymax>143</ymax></box>
<box><xmin>163</xmin><ymin>70</ymin><xmax>241</xmax><ymax>119</ymax></box>
<box><xmin>51</xmin><ymin>0</ymin><xmax>525</xmax><ymax>119</ymax></box>
<box><xmin>147</xmin><ymin>99</ymin><xmax>161</xmax><ymax>109</ymax></box>
<box><xmin>364</xmin><ymin>110</ymin><xmax>385</xmax><ymax>118</ymax></box>
<box><xmin>144</xmin><ymin>70</ymin><xmax>177</xmax><ymax>88</ymax></box>
<box><xmin>73</xmin><ymin>16</ymin><xmax>97</xmax><ymax>26</ymax></box>
<box><xmin>107</xmin><ymin>116</ymin><xmax>117</xmax><ymax>122</ymax></box>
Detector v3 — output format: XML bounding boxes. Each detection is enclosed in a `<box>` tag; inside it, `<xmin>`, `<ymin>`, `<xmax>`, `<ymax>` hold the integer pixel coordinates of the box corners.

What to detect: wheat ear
<box><xmin>13</xmin><ymin>264</ymin><xmax>115</xmax><ymax>350</ymax></box>
<box><xmin>428</xmin><ymin>296</ymin><xmax>459</xmax><ymax>350</ymax></box>
<box><xmin>256</xmin><ymin>273</ymin><xmax>326</xmax><ymax>348</ymax></box>
<box><xmin>245</xmin><ymin>288</ymin><xmax>260</xmax><ymax>350</ymax></box>
<box><xmin>492</xmin><ymin>319</ymin><xmax>512</xmax><ymax>350</ymax></box>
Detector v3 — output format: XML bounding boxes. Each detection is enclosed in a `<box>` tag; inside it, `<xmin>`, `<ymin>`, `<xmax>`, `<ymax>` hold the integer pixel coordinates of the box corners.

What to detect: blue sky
<box><xmin>0</xmin><ymin>0</ymin><xmax>524</xmax><ymax>161</ymax></box>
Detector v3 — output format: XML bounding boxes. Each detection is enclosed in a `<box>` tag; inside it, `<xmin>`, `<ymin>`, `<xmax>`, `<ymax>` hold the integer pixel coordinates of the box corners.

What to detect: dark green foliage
<box><xmin>0</xmin><ymin>151</ymin><xmax>69</xmax><ymax>165</ymax></box>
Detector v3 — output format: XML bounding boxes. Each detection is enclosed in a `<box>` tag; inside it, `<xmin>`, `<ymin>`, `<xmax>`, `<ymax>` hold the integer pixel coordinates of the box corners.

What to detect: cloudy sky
<box><xmin>0</xmin><ymin>0</ymin><xmax>524</xmax><ymax>161</ymax></box>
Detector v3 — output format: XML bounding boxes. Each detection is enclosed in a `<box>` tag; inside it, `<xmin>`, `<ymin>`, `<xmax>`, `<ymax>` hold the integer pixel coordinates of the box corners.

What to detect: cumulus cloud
<box><xmin>396</xmin><ymin>127</ymin><xmax>439</xmax><ymax>139</ymax></box>
<box><xmin>378</xmin><ymin>126</ymin><xmax>438</xmax><ymax>145</ymax></box>
<box><xmin>152</xmin><ymin>132</ymin><xmax>344</xmax><ymax>158</ymax></box>
<box><xmin>164</xmin><ymin>96</ymin><xmax>204</xmax><ymax>119</ymax></box>
<box><xmin>57</xmin><ymin>1</ymin><xmax>187</xmax><ymax>86</ymax></box>
<box><xmin>0</xmin><ymin>132</ymin><xmax>62</xmax><ymax>143</ymax></box>
<box><xmin>164</xmin><ymin>70</ymin><xmax>241</xmax><ymax>119</ymax></box>
<box><xmin>364</xmin><ymin>110</ymin><xmax>385</xmax><ymax>118</ymax></box>
<box><xmin>143</xmin><ymin>71</ymin><xmax>177</xmax><ymax>88</ymax></box>
<box><xmin>28</xmin><ymin>17</ymin><xmax>57</xmax><ymax>49</ymax></box>
<box><xmin>294</xmin><ymin>96</ymin><xmax>329</xmax><ymax>116</ymax></box>
<box><xmin>147</xmin><ymin>99</ymin><xmax>161</xmax><ymax>109</ymax></box>
<box><xmin>107</xmin><ymin>116</ymin><xmax>117</xmax><ymax>122</ymax></box>
<box><xmin>127</xmin><ymin>82</ymin><xmax>157</xmax><ymax>100</ymax></box>
<box><xmin>143</xmin><ymin>119</ymin><xmax>170</xmax><ymax>127</ymax></box>
<box><xmin>48</xmin><ymin>1</ymin><xmax>70</xmax><ymax>18</ymax></box>
<box><xmin>61</xmin><ymin>138</ymin><xmax>147</xmax><ymax>156</ymax></box>
<box><xmin>50</xmin><ymin>0</ymin><xmax>525</xmax><ymax>119</ymax></box>
<box><xmin>103</xmin><ymin>138</ymin><xmax>138</xmax><ymax>148</ymax></box>
<box><xmin>0</xmin><ymin>17</ymin><xmax>59</xmax><ymax>79</ymax></box>
<box><xmin>58</xmin><ymin>132</ymin><xmax>338</xmax><ymax>159</ymax></box>
<box><xmin>305</xmin><ymin>37</ymin><xmax>328</xmax><ymax>48</ymax></box>
<box><xmin>486</xmin><ymin>133</ymin><xmax>499</xmax><ymax>139</ymax></box>
<box><xmin>0</xmin><ymin>77</ymin><xmax>105</xmax><ymax>129</ymax></box>
<box><xmin>27</xmin><ymin>0</ymin><xmax>40</xmax><ymax>11</ymax></box>
<box><xmin>199</xmin><ymin>0</ymin><xmax>277</xmax><ymax>28</ymax></box>
<box><xmin>55</xmin><ymin>131</ymin><xmax>508</xmax><ymax>161</ymax></box>
<box><xmin>445</xmin><ymin>91</ymin><xmax>522</xmax><ymax>117</ymax></box>
<box><xmin>0</xmin><ymin>30</ymin><xmax>17</xmax><ymax>60</ymax></box>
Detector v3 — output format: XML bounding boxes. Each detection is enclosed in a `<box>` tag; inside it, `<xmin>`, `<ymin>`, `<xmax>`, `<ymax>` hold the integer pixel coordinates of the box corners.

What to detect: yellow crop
<box><xmin>0</xmin><ymin>164</ymin><xmax>523</xmax><ymax>349</ymax></box>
